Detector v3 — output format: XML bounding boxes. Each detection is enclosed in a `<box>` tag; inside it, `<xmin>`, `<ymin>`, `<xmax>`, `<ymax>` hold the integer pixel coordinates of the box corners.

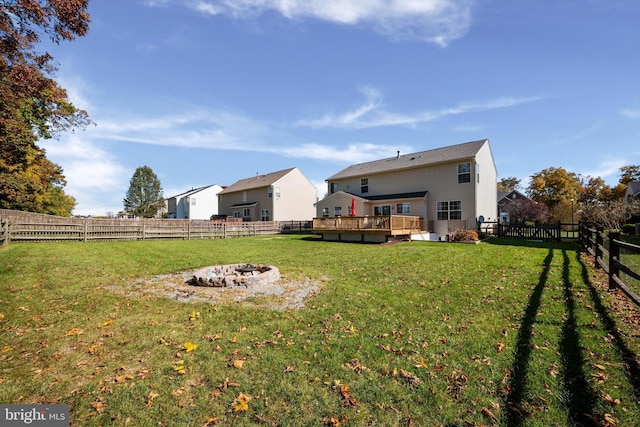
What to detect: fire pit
<box><xmin>186</xmin><ymin>264</ymin><xmax>279</xmax><ymax>288</ymax></box>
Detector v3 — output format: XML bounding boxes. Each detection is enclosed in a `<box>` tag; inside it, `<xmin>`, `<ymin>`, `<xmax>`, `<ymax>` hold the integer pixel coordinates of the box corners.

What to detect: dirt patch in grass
<box><xmin>111</xmin><ymin>269</ymin><xmax>322</xmax><ymax>310</ymax></box>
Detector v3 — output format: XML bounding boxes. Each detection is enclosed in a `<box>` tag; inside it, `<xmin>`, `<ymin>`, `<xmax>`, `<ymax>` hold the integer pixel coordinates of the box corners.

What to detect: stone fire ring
<box><xmin>186</xmin><ymin>264</ymin><xmax>280</xmax><ymax>288</ymax></box>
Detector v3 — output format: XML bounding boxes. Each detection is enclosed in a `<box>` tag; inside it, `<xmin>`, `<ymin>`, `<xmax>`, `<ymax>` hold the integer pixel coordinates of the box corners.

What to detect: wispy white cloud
<box><xmin>147</xmin><ymin>0</ymin><xmax>474</xmax><ymax>46</ymax></box>
<box><xmin>278</xmin><ymin>142</ymin><xmax>412</xmax><ymax>164</ymax></box>
<box><xmin>297</xmin><ymin>89</ymin><xmax>545</xmax><ymax>129</ymax></box>
<box><xmin>621</xmin><ymin>108</ymin><xmax>640</xmax><ymax>120</ymax></box>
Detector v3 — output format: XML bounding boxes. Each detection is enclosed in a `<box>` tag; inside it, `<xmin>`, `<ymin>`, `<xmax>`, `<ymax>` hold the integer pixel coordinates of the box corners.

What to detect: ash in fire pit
<box><xmin>187</xmin><ymin>264</ymin><xmax>279</xmax><ymax>288</ymax></box>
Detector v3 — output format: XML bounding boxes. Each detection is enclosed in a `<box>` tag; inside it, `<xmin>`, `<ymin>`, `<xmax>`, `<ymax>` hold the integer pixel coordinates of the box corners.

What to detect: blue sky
<box><xmin>39</xmin><ymin>0</ymin><xmax>640</xmax><ymax>216</ymax></box>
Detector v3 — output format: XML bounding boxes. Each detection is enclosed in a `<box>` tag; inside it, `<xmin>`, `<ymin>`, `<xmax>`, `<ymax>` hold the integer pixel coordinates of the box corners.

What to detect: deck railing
<box><xmin>312</xmin><ymin>215</ymin><xmax>424</xmax><ymax>234</ymax></box>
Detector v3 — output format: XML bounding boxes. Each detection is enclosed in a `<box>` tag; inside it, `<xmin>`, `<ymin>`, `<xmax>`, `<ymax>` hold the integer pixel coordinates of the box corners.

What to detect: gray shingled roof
<box><xmin>629</xmin><ymin>181</ymin><xmax>640</xmax><ymax>197</ymax></box>
<box><xmin>219</xmin><ymin>168</ymin><xmax>296</xmax><ymax>194</ymax></box>
<box><xmin>327</xmin><ymin>139</ymin><xmax>488</xmax><ymax>180</ymax></box>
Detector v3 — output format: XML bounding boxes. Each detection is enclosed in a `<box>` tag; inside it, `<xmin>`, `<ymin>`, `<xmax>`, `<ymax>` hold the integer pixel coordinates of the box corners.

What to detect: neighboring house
<box><xmin>498</xmin><ymin>189</ymin><xmax>533</xmax><ymax>224</ymax></box>
<box><xmin>315</xmin><ymin>139</ymin><xmax>497</xmax><ymax>240</ymax></box>
<box><xmin>626</xmin><ymin>181</ymin><xmax>640</xmax><ymax>199</ymax></box>
<box><xmin>167</xmin><ymin>184</ymin><xmax>224</xmax><ymax>220</ymax></box>
<box><xmin>218</xmin><ymin>167</ymin><xmax>318</xmax><ymax>221</ymax></box>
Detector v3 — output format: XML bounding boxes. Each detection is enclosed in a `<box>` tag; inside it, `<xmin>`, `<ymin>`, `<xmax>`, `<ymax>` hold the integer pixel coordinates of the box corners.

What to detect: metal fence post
<box><xmin>608</xmin><ymin>231</ymin><xmax>621</xmax><ymax>291</ymax></box>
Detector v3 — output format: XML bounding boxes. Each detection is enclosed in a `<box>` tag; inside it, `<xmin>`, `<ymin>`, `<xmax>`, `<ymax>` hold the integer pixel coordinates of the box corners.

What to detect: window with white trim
<box><xmin>268</xmin><ymin>187</ymin><xmax>273</xmax><ymax>198</ymax></box>
<box><xmin>330</xmin><ymin>182</ymin><xmax>339</xmax><ymax>194</ymax></box>
<box><xmin>334</xmin><ymin>206</ymin><xmax>342</xmax><ymax>216</ymax></box>
<box><xmin>437</xmin><ymin>201</ymin><xmax>462</xmax><ymax>220</ymax></box>
<box><xmin>243</xmin><ymin>208</ymin><xmax>250</xmax><ymax>217</ymax></box>
<box><xmin>322</xmin><ymin>207</ymin><xmax>329</xmax><ymax>217</ymax></box>
<box><xmin>396</xmin><ymin>202</ymin><xmax>410</xmax><ymax>214</ymax></box>
<box><xmin>458</xmin><ymin>163</ymin><xmax>471</xmax><ymax>183</ymax></box>
<box><xmin>242</xmin><ymin>191</ymin><xmax>247</xmax><ymax>202</ymax></box>
<box><xmin>360</xmin><ymin>178</ymin><xmax>369</xmax><ymax>193</ymax></box>
<box><xmin>261</xmin><ymin>209</ymin><xmax>270</xmax><ymax>221</ymax></box>
<box><xmin>190</xmin><ymin>198</ymin><xmax>196</xmax><ymax>205</ymax></box>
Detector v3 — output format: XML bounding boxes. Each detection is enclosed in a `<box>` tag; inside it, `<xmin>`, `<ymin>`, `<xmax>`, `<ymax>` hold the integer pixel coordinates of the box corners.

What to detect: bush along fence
<box><xmin>579</xmin><ymin>222</ymin><xmax>640</xmax><ymax>307</ymax></box>
<box><xmin>0</xmin><ymin>209</ymin><xmax>312</xmax><ymax>243</ymax></box>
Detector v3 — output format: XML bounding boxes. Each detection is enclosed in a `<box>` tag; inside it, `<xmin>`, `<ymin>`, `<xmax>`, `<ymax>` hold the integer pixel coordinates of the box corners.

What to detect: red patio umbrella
<box><xmin>350</xmin><ymin>198</ymin><xmax>356</xmax><ymax>216</ymax></box>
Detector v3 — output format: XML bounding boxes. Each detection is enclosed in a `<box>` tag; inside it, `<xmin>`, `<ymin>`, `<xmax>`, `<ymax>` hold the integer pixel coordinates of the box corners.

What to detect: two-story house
<box><xmin>167</xmin><ymin>184</ymin><xmax>224</xmax><ymax>220</ymax></box>
<box><xmin>314</xmin><ymin>139</ymin><xmax>497</xmax><ymax>241</ymax></box>
<box><xmin>218</xmin><ymin>167</ymin><xmax>318</xmax><ymax>221</ymax></box>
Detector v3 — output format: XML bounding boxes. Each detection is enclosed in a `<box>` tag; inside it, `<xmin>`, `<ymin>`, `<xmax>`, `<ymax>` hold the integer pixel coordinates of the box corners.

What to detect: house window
<box><xmin>242</xmin><ymin>191</ymin><xmax>247</xmax><ymax>202</ymax></box>
<box><xmin>374</xmin><ymin>205</ymin><xmax>391</xmax><ymax>216</ymax></box>
<box><xmin>360</xmin><ymin>178</ymin><xmax>369</xmax><ymax>193</ymax></box>
<box><xmin>233</xmin><ymin>211</ymin><xmax>241</xmax><ymax>218</ymax></box>
<box><xmin>396</xmin><ymin>203</ymin><xmax>410</xmax><ymax>214</ymax></box>
<box><xmin>330</xmin><ymin>182</ymin><xmax>339</xmax><ymax>194</ymax></box>
<box><xmin>261</xmin><ymin>209</ymin><xmax>270</xmax><ymax>221</ymax></box>
<box><xmin>437</xmin><ymin>201</ymin><xmax>462</xmax><ymax>220</ymax></box>
<box><xmin>334</xmin><ymin>206</ymin><xmax>342</xmax><ymax>216</ymax></box>
<box><xmin>243</xmin><ymin>208</ymin><xmax>250</xmax><ymax>218</ymax></box>
<box><xmin>476</xmin><ymin>163</ymin><xmax>480</xmax><ymax>183</ymax></box>
<box><xmin>322</xmin><ymin>207</ymin><xmax>329</xmax><ymax>217</ymax></box>
<box><xmin>458</xmin><ymin>163</ymin><xmax>471</xmax><ymax>183</ymax></box>
<box><xmin>274</xmin><ymin>187</ymin><xmax>280</xmax><ymax>198</ymax></box>
<box><xmin>450</xmin><ymin>200</ymin><xmax>462</xmax><ymax>219</ymax></box>
<box><xmin>191</xmin><ymin>198</ymin><xmax>196</xmax><ymax>205</ymax></box>
<box><xmin>268</xmin><ymin>187</ymin><xmax>273</xmax><ymax>198</ymax></box>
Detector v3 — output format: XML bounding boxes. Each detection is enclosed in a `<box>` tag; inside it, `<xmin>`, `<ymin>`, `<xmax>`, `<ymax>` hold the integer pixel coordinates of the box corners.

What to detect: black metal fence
<box><xmin>580</xmin><ymin>223</ymin><xmax>640</xmax><ymax>307</ymax></box>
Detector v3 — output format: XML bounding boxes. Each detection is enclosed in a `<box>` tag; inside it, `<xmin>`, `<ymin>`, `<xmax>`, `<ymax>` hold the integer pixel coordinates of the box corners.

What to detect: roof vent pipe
<box><xmin>397</xmin><ymin>151</ymin><xmax>400</xmax><ymax>158</ymax></box>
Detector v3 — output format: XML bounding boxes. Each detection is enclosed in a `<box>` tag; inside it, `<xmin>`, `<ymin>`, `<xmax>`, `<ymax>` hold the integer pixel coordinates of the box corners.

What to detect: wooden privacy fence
<box><xmin>580</xmin><ymin>222</ymin><xmax>640</xmax><ymax>307</ymax></box>
<box><xmin>0</xmin><ymin>210</ymin><xmax>312</xmax><ymax>243</ymax></box>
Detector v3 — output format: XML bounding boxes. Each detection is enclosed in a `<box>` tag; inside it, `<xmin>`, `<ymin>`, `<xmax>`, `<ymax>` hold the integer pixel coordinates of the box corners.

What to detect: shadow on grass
<box><xmin>503</xmin><ymin>248</ymin><xmax>553</xmax><ymax>426</ymax></box>
<box><xmin>485</xmin><ymin>237</ymin><xmax>579</xmax><ymax>251</ymax></box>
<box><xmin>560</xmin><ymin>249</ymin><xmax>597</xmax><ymax>425</ymax></box>
<box><xmin>576</xmin><ymin>251</ymin><xmax>640</xmax><ymax>399</ymax></box>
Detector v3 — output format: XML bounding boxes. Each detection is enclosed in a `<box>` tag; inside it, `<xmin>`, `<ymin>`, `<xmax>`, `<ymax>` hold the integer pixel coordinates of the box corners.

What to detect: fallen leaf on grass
<box><xmin>146</xmin><ymin>392</ymin><xmax>160</xmax><ymax>407</ymax></box>
<box><xmin>98</xmin><ymin>320</ymin><xmax>114</xmax><ymax>328</ymax></box>
<box><xmin>233</xmin><ymin>393</ymin><xmax>252</xmax><ymax>412</ymax></box>
<box><xmin>497</xmin><ymin>342</ymin><xmax>506</xmax><ymax>353</ymax></box>
<box><xmin>339</xmin><ymin>384</ymin><xmax>358</xmax><ymax>407</ymax></box>
<box><xmin>91</xmin><ymin>397</ymin><xmax>106</xmax><ymax>413</ymax></box>
<box><xmin>65</xmin><ymin>328</ymin><xmax>83</xmax><ymax>336</ymax></box>
<box><xmin>114</xmin><ymin>374</ymin><xmax>134</xmax><ymax>383</ymax></box>
<box><xmin>481</xmin><ymin>407</ymin><xmax>498</xmax><ymax>421</ymax></box>
<box><xmin>203</xmin><ymin>333</ymin><xmax>223</xmax><ymax>341</ymax></box>
<box><xmin>182</xmin><ymin>342</ymin><xmax>198</xmax><ymax>352</ymax></box>
<box><xmin>400</xmin><ymin>369</ymin><xmax>422</xmax><ymax>385</ymax></box>
<box><xmin>203</xmin><ymin>416</ymin><xmax>217</xmax><ymax>426</ymax></box>
<box><xmin>603</xmin><ymin>394</ymin><xmax>621</xmax><ymax>405</ymax></box>
<box><xmin>413</xmin><ymin>355</ymin><xmax>429</xmax><ymax>369</ymax></box>
<box><xmin>173</xmin><ymin>365</ymin><xmax>186</xmax><ymax>375</ymax></box>
<box><xmin>233</xmin><ymin>359</ymin><xmax>245</xmax><ymax>369</ymax></box>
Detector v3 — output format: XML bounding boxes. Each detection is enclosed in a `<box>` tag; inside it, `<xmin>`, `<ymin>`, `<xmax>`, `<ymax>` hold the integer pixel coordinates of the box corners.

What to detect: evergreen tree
<box><xmin>123</xmin><ymin>166</ymin><xmax>164</xmax><ymax>218</ymax></box>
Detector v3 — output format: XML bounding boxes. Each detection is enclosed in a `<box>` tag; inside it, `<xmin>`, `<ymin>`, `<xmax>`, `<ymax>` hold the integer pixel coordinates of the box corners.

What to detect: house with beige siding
<box><xmin>218</xmin><ymin>167</ymin><xmax>318</xmax><ymax>221</ymax></box>
<box><xmin>314</xmin><ymin>139</ymin><xmax>497</xmax><ymax>241</ymax></box>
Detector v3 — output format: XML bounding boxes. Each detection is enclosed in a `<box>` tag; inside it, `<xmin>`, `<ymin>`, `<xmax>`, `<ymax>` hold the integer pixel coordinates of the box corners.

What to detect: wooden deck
<box><xmin>312</xmin><ymin>215</ymin><xmax>424</xmax><ymax>242</ymax></box>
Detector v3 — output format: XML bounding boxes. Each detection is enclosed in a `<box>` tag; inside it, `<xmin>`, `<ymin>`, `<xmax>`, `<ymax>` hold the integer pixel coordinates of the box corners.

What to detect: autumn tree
<box><xmin>498</xmin><ymin>176</ymin><xmax>521</xmax><ymax>193</ymax></box>
<box><xmin>123</xmin><ymin>166</ymin><xmax>165</xmax><ymax>218</ymax></box>
<box><xmin>1</xmin><ymin>0</ymin><xmax>91</xmax><ymax>215</ymax></box>
<box><xmin>526</xmin><ymin>167</ymin><xmax>583</xmax><ymax>222</ymax></box>
<box><xmin>503</xmin><ymin>197</ymin><xmax>550</xmax><ymax>224</ymax></box>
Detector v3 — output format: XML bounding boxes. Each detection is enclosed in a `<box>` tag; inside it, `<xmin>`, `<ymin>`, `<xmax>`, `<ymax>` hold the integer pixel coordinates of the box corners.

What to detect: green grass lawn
<box><xmin>1</xmin><ymin>235</ymin><xmax>640</xmax><ymax>426</ymax></box>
